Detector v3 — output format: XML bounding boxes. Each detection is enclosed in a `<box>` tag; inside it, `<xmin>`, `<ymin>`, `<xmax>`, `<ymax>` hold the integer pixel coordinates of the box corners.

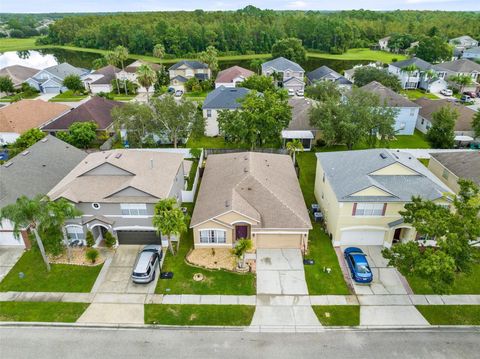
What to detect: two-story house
<box><xmin>449</xmin><ymin>35</ymin><xmax>479</xmax><ymax>57</ymax></box>
<box><xmin>26</xmin><ymin>63</ymin><xmax>90</xmax><ymax>94</ymax></box>
<box><xmin>378</xmin><ymin>36</ymin><xmax>391</xmax><ymax>51</ymax></box>
<box><xmin>47</xmin><ymin>149</ymin><xmax>186</xmax><ymax>246</ymax></box>
<box><xmin>314</xmin><ymin>149</ymin><xmax>452</xmax><ymax>247</ymax></box>
<box><xmin>462</xmin><ymin>46</ymin><xmax>480</xmax><ymax>61</ymax></box>
<box><xmin>261</xmin><ymin>57</ymin><xmax>305</xmax><ymax>92</ymax></box>
<box><xmin>168</xmin><ymin>60</ymin><xmax>211</xmax><ymax>91</ymax></box>
<box><xmin>116</xmin><ymin>60</ymin><xmax>162</xmax><ymax>93</ymax></box>
<box><xmin>435</xmin><ymin>58</ymin><xmax>480</xmax><ymax>92</ymax></box>
<box><xmin>83</xmin><ymin>65</ymin><xmax>121</xmax><ymax>94</ymax></box>
<box><xmin>360</xmin><ymin>81</ymin><xmax>420</xmax><ymax>135</ymax></box>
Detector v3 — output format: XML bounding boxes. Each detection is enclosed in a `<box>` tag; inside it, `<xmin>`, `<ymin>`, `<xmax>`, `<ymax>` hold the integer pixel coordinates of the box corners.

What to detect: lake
<box><xmin>0</xmin><ymin>49</ymin><xmax>370</xmax><ymax>74</ymax></box>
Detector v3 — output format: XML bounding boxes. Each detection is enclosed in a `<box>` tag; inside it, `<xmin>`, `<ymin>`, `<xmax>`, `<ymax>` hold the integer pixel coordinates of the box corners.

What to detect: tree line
<box><xmin>40</xmin><ymin>7</ymin><xmax>480</xmax><ymax>56</ymax></box>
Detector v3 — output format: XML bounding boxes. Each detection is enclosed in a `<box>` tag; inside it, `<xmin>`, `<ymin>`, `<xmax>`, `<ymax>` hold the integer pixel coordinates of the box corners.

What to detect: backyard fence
<box><xmin>204</xmin><ymin>148</ymin><xmax>288</xmax><ymax>157</ymax></box>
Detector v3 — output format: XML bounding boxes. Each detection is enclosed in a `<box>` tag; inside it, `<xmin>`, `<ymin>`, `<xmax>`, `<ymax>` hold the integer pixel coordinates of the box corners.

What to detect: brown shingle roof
<box><xmin>191</xmin><ymin>152</ymin><xmax>312</xmax><ymax>230</ymax></box>
<box><xmin>0</xmin><ymin>100</ymin><xmax>70</xmax><ymax>134</ymax></box>
<box><xmin>125</xmin><ymin>59</ymin><xmax>161</xmax><ymax>73</ymax></box>
<box><xmin>0</xmin><ymin>65</ymin><xmax>39</xmax><ymax>87</ymax></box>
<box><xmin>91</xmin><ymin>65</ymin><xmax>120</xmax><ymax>85</ymax></box>
<box><xmin>215</xmin><ymin>66</ymin><xmax>254</xmax><ymax>84</ymax></box>
<box><xmin>430</xmin><ymin>151</ymin><xmax>480</xmax><ymax>185</ymax></box>
<box><xmin>361</xmin><ymin>81</ymin><xmax>419</xmax><ymax>108</ymax></box>
<box><xmin>41</xmin><ymin>96</ymin><xmax>124</xmax><ymax>131</ymax></box>
<box><xmin>286</xmin><ymin>98</ymin><xmax>317</xmax><ymax>131</ymax></box>
<box><xmin>414</xmin><ymin>98</ymin><xmax>475</xmax><ymax>132</ymax></box>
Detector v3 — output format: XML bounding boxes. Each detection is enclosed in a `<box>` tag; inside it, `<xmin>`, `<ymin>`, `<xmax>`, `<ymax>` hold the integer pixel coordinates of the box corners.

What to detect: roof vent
<box><xmin>379</xmin><ymin>153</ymin><xmax>387</xmax><ymax>159</ymax></box>
<box><xmin>4</xmin><ymin>162</ymin><xmax>13</xmax><ymax>168</ymax></box>
<box><xmin>244</xmin><ymin>167</ymin><xmax>248</xmax><ymax>173</ymax></box>
<box><xmin>225</xmin><ymin>200</ymin><xmax>230</xmax><ymax>208</ymax></box>
<box><xmin>21</xmin><ymin>150</ymin><xmax>29</xmax><ymax>156</ymax></box>
<box><xmin>114</xmin><ymin>153</ymin><xmax>122</xmax><ymax>159</ymax></box>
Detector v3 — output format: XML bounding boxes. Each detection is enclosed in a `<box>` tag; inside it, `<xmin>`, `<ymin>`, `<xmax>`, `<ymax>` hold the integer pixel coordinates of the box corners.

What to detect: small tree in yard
<box><xmin>136</xmin><ymin>64</ymin><xmax>157</xmax><ymax>101</ymax></box>
<box><xmin>111</xmin><ymin>102</ymin><xmax>153</xmax><ymax>148</ymax></box>
<box><xmin>57</xmin><ymin>122</ymin><xmax>98</xmax><ymax>149</ymax></box>
<box><xmin>152</xmin><ymin>198</ymin><xmax>188</xmax><ymax>255</ymax></box>
<box><xmin>382</xmin><ymin>180</ymin><xmax>480</xmax><ymax>294</ymax></box>
<box><xmin>86</xmin><ymin>248</ymin><xmax>99</xmax><ymax>264</ymax></box>
<box><xmin>63</xmin><ymin>74</ymin><xmax>84</xmax><ymax>95</ymax></box>
<box><xmin>449</xmin><ymin>74</ymin><xmax>473</xmax><ymax>94</ymax></box>
<box><xmin>199</xmin><ymin>45</ymin><xmax>219</xmax><ymax>74</ymax></box>
<box><xmin>153</xmin><ymin>44</ymin><xmax>165</xmax><ymax>59</ymax></box>
<box><xmin>286</xmin><ymin>139</ymin><xmax>303</xmax><ymax>164</ymax></box>
<box><xmin>104</xmin><ymin>232</ymin><xmax>116</xmax><ymax>248</ymax></box>
<box><xmin>271</xmin><ymin>37</ymin><xmax>306</xmax><ymax>64</ymax></box>
<box><xmin>426</xmin><ymin>106</ymin><xmax>457</xmax><ymax>149</ymax></box>
<box><xmin>86</xmin><ymin>231</ymin><xmax>95</xmax><ymax>247</ymax></box>
<box><xmin>0</xmin><ymin>76</ymin><xmax>15</xmax><ymax>95</ymax></box>
<box><xmin>232</xmin><ymin>239</ymin><xmax>253</xmax><ymax>269</ymax></box>
<box><xmin>8</xmin><ymin>128</ymin><xmax>45</xmax><ymax>157</ymax></box>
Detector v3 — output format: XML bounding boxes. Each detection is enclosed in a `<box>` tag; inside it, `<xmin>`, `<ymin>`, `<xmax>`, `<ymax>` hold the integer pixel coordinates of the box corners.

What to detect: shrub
<box><xmin>86</xmin><ymin>248</ymin><xmax>99</xmax><ymax>264</ymax></box>
<box><xmin>104</xmin><ymin>231</ymin><xmax>116</xmax><ymax>248</ymax></box>
<box><xmin>189</xmin><ymin>148</ymin><xmax>202</xmax><ymax>160</ymax></box>
<box><xmin>85</xmin><ymin>231</ymin><xmax>95</xmax><ymax>247</ymax></box>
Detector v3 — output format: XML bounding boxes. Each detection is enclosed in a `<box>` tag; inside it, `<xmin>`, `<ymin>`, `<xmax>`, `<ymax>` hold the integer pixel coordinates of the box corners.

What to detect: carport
<box><xmin>116</xmin><ymin>230</ymin><xmax>161</xmax><ymax>245</ymax></box>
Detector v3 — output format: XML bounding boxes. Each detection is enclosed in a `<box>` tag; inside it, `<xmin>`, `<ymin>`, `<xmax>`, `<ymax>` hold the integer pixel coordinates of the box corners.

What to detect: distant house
<box><xmin>215</xmin><ymin>66</ymin><xmax>254</xmax><ymax>88</ymax></box>
<box><xmin>344</xmin><ymin>63</ymin><xmax>384</xmax><ymax>83</ymax></box>
<box><xmin>41</xmin><ymin>96</ymin><xmax>124</xmax><ymax>135</ymax></box>
<box><xmin>84</xmin><ymin>65</ymin><xmax>121</xmax><ymax>94</ymax></box>
<box><xmin>305</xmin><ymin>66</ymin><xmax>352</xmax><ymax>88</ymax></box>
<box><xmin>414</xmin><ymin>98</ymin><xmax>477</xmax><ymax>140</ymax></box>
<box><xmin>26</xmin><ymin>63</ymin><xmax>90</xmax><ymax>94</ymax></box>
<box><xmin>462</xmin><ymin>46</ymin><xmax>480</xmax><ymax>61</ymax></box>
<box><xmin>433</xmin><ymin>59</ymin><xmax>480</xmax><ymax>92</ymax></box>
<box><xmin>0</xmin><ymin>135</ymin><xmax>86</xmax><ymax>247</ymax></box>
<box><xmin>261</xmin><ymin>57</ymin><xmax>305</xmax><ymax>92</ymax></box>
<box><xmin>281</xmin><ymin>97</ymin><xmax>317</xmax><ymax>150</ymax></box>
<box><xmin>0</xmin><ymin>100</ymin><xmax>70</xmax><ymax>144</ymax></box>
<box><xmin>0</xmin><ymin>65</ymin><xmax>39</xmax><ymax>89</ymax></box>
<box><xmin>168</xmin><ymin>60</ymin><xmax>211</xmax><ymax>90</ymax></box>
<box><xmin>388</xmin><ymin>57</ymin><xmax>447</xmax><ymax>92</ymax></box>
<box><xmin>360</xmin><ymin>81</ymin><xmax>420</xmax><ymax>135</ymax></box>
<box><xmin>116</xmin><ymin>59</ymin><xmax>162</xmax><ymax>93</ymax></box>
<box><xmin>428</xmin><ymin>151</ymin><xmax>480</xmax><ymax>193</ymax></box>
<box><xmin>378</xmin><ymin>36</ymin><xmax>391</xmax><ymax>51</ymax></box>
<box><xmin>202</xmin><ymin>86</ymin><xmax>249</xmax><ymax>136</ymax></box>
<box><xmin>449</xmin><ymin>35</ymin><xmax>478</xmax><ymax>57</ymax></box>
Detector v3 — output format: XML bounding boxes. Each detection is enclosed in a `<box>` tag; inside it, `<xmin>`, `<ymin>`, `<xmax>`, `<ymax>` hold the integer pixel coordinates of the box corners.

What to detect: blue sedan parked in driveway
<box><xmin>344</xmin><ymin>247</ymin><xmax>373</xmax><ymax>284</ymax></box>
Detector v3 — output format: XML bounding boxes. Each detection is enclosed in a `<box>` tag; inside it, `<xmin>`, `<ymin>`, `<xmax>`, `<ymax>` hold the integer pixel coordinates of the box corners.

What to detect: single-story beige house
<box><xmin>190</xmin><ymin>152</ymin><xmax>312</xmax><ymax>251</ymax></box>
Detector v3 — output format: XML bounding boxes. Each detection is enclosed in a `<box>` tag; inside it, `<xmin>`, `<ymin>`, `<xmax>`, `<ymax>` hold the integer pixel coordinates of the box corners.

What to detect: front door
<box><xmin>394</xmin><ymin>228</ymin><xmax>402</xmax><ymax>240</ymax></box>
<box><xmin>235</xmin><ymin>225</ymin><xmax>249</xmax><ymax>240</ymax></box>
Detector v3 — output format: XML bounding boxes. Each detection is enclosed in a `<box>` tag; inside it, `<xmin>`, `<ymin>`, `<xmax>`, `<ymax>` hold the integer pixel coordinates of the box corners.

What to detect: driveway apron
<box><xmin>0</xmin><ymin>247</ymin><xmax>24</xmax><ymax>282</ymax></box>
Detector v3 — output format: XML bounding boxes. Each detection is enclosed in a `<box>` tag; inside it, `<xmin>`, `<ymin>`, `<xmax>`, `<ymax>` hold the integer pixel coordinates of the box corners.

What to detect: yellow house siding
<box><xmin>314</xmin><ymin>159</ymin><xmax>340</xmax><ymax>238</ymax></box>
<box><xmin>350</xmin><ymin>186</ymin><xmax>393</xmax><ymax>197</ymax></box>
<box><xmin>192</xmin><ymin>220</ymin><xmax>233</xmax><ymax>247</ymax></box>
<box><xmin>428</xmin><ymin>157</ymin><xmax>460</xmax><ymax>193</ymax></box>
<box><xmin>370</xmin><ymin>162</ymin><xmax>419</xmax><ymax>176</ymax></box>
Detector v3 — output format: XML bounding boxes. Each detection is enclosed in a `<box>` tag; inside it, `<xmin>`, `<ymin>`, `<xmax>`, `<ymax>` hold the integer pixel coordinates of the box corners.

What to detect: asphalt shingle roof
<box><xmin>389</xmin><ymin>57</ymin><xmax>434</xmax><ymax>71</ymax></box>
<box><xmin>430</xmin><ymin>151</ymin><xmax>480</xmax><ymax>185</ymax></box>
<box><xmin>414</xmin><ymin>98</ymin><xmax>475</xmax><ymax>132</ymax></box>
<box><xmin>168</xmin><ymin>60</ymin><xmax>209</xmax><ymax>71</ymax></box>
<box><xmin>91</xmin><ymin>65</ymin><xmax>121</xmax><ymax>85</ymax></box>
<box><xmin>202</xmin><ymin>86</ymin><xmax>249</xmax><ymax>109</ymax></box>
<box><xmin>261</xmin><ymin>57</ymin><xmax>304</xmax><ymax>72</ymax></box>
<box><xmin>435</xmin><ymin>59</ymin><xmax>480</xmax><ymax>73</ymax></box>
<box><xmin>41</xmin><ymin>63</ymin><xmax>88</xmax><ymax>80</ymax></box>
<box><xmin>360</xmin><ymin>81</ymin><xmax>419</xmax><ymax>108</ymax></box>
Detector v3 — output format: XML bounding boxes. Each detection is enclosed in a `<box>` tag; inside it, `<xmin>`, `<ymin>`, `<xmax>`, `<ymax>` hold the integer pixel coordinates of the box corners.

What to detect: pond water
<box><xmin>1</xmin><ymin>49</ymin><xmax>371</xmax><ymax>74</ymax></box>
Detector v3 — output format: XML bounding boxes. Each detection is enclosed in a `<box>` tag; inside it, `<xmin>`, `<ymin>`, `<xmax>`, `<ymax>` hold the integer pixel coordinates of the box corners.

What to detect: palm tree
<box><xmin>402</xmin><ymin>64</ymin><xmax>419</xmax><ymax>89</ymax></box>
<box><xmin>105</xmin><ymin>51</ymin><xmax>121</xmax><ymax>94</ymax></box>
<box><xmin>153</xmin><ymin>44</ymin><xmax>165</xmax><ymax>60</ymax></box>
<box><xmin>152</xmin><ymin>198</ymin><xmax>188</xmax><ymax>255</ymax></box>
<box><xmin>232</xmin><ymin>238</ymin><xmax>253</xmax><ymax>269</ymax></box>
<box><xmin>449</xmin><ymin>74</ymin><xmax>473</xmax><ymax>94</ymax></box>
<box><xmin>114</xmin><ymin>46</ymin><xmax>130</xmax><ymax>95</ymax></box>
<box><xmin>136</xmin><ymin>64</ymin><xmax>157</xmax><ymax>101</ymax></box>
<box><xmin>286</xmin><ymin>139</ymin><xmax>304</xmax><ymax>164</ymax></box>
<box><xmin>250</xmin><ymin>59</ymin><xmax>263</xmax><ymax>75</ymax></box>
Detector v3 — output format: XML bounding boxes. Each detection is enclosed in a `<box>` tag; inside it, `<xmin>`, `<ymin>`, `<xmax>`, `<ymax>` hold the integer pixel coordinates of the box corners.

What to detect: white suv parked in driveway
<box><xmin>440</xmin><ymin>89</ymin><xmax>453</xmax><ymax>96</ymax></box>
<box><xmin>131</xmin><ymin>245</ymin><xmax>162</xmax><ymax>284</ymax></box>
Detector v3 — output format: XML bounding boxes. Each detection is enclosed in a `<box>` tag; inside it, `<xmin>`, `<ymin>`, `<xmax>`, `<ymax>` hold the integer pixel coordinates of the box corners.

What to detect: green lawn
<box><xmin>0</xmin><ymin>301</ymin><xmax>89</xmax><ymax>322</ymax></box>
<box><xmin>312</xmin><ymin>306</ymin><xmax>360</xmax><ymax>326</ymax></box>
<box><xmin>391</xmin><ymin>130</ymin><xmax>431</xmax><ymax>149</ymax></box>
<box><xmin>144</xmin><ymin>304</ymin><xmax>255</xmax><ymax>326</ymax></box>
<box><xmin>186</xmin><ymin>159</ymin><xmax>199</xmax><ymax>191</ymax></box>
<box><xmin>155</xmin><ymin>206</ymin><xmax>255</xmax><ymax>295</ymax></box>
<box><xmin>418</xmin><ymin>158</ymin><xmax>430</xmax><ymax>167</ymax></box>
<box><xmin>50</xmin><ymin>91</ymin><xmax>88</xmax><ymax>102</ymax></box>
<box><xmin>416</xmin><ymin>305</ymin><xmax>480</xmax><ymax>325</ymax></box>
<box><xmin>0</xmin><ymin>92</ymin><xmax>40</xmax><ymax>102</ymax></box>
<box><xmin>400</xmin><ymin>89</ymin><xmax>439</xmax><ymax>100</ymax></box>
<box><xmin>184</xmin><ymin>91</ymin><xmax>209</xmax><ymax>102</ymax></box>
<box><xmin>0</xmin><ymin>249</ymin><xmax>103</xmax><ymax>293</ymax></box>
<box><xmin>108</xmin><ymin>93</ymin><xmax>137</xmax><ymax>101</ymax></box>
<box><xmin>307</xmin><ymin>48</ymin><xmax>407</xmax><ymax>63</ymax></box>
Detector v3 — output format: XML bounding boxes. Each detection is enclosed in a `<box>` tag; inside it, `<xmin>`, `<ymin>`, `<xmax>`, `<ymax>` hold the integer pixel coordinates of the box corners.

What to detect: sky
<box><xmin>1</xmin><ymin>0</ymin><xmax>479</xmax><ymax>13</ymax></box>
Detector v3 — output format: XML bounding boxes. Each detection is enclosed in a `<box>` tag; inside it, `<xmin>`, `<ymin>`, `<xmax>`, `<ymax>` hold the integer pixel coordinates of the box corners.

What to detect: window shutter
<box><xmin>352</xmin><ymin>203</ymin><xmax>357</xmax><ymax>216</ymax></box>
<box><xmin>382</xmin><ymin>203</ymin><xmax>387</xmax><ymax>216</ymax></box>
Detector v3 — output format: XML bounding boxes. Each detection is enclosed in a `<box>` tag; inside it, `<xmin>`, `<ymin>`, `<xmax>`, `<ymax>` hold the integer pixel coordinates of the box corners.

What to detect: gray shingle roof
<box><xmin>360</xmin><ymin>81</ymin><xmax>419</xmax><ymax>108</ymax></box>
<box><xmin>306</xmin><ymin>65</ymin><xmax>352</xmax><ymax>85</ymax></box>
<box><xmin>203</xmin><ymin>86</ymin><xmax>249</xmax><ymax>110</ymax></box>
<box><xmin>430</xmin><ymin>151</ymin><xmax>480</xmax><ymax>185</ymax></box>
<box><xmin>435</xmin><ymin>59</ymin><xmax>480</xmax><ymax>73</ymax></box>
<box><xmin>0</xmin><ymin>135</ymin><xmax>87</xmax><ymax>208</ymax></box>
<box><xmin>390</xmin><ymin>57</ymin><xmax>433</xmax><ymax>71</ymax></box>
<box><xmin>261</xmin><ymin>57</ymin><xmax>304</xmax><ymax>72</ymax></box>
<box><xmin>316</xmin><ymin>149</ymin><xmax>452</xmax><ymax>202</ymax></box>
<box><xmin>168</xmin><ymin>60</ymin><xmax>209</xmax><ymax>71</ymax></box>
<box><xmin>42</xmin><ymin>62</ymin><xmax>88</xmax><ymax>80</ymax></box>
<box><xmin>464</xmin><ymin>46</ymin><xmax>480</xmax><ymax>55</ymax></box>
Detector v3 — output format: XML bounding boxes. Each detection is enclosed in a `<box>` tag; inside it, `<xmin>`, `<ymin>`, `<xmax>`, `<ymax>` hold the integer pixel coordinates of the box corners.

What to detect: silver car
<box><xmin>131</xmin><ymin>245</ymin><xmax>162</xmax><ymax>284</ymax></box>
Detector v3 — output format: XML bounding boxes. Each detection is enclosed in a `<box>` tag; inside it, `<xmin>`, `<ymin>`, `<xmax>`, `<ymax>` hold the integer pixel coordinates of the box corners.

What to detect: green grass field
<box><xmin>145</xmin><ymin>304</ymin><xmax>255</xmax><ymax>326</ymax></box>
<box><xmin>312</xmin><ymin>306</ymin><xmax>360</xmax><ymax>326</ymax></box>
<box><xmin>307</xmin><ymin>48</ymin><xmax>407</xmax><ymax>63</ymax></box>
<box><xmin>49</xmin><ymin>90</ymin><xmax>88</xmax><ymax>102</ymax></box>
<box><xmin>0</xmin><ymin>302</ymin><xmax>89</xmax><ymax>322</ymax></box>
<box><xmin>400</xmin><ymin>89</ymin><xmax>439</xmax><ymax>100</ymax></box>
<box><xmin>416</xmin><ymin>305</ymin><xmax>480</xmax><ymax>325</ymax></box>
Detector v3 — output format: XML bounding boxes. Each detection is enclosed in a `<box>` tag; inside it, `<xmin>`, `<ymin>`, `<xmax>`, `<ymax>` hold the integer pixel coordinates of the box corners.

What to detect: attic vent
<box><xmin>41</xmin><ymin>138</ymin><xmax>48</xmax><ymax>143</ymax></box>
<box><xmin>114</xmin><ymin>153</ymin><xmax>122</xmax><ymax>159</ymax></box>
<box><xmin>379</xmin><ymin>153</ymin><xmax>387</xmax><ymax>159</ymax></box>
<box><xmin>244</xmin><ymin>167</ymin><xmax>248</xmax><ymax>173</ymax></box>
<box><xmin>4</xmin><ymin>162</ymin><xmax>13</xmax><ymax>167</ymax></box>
<box><xmin>225</xmin><ymin>200</ymin><xmax>230</xmax><ymax>208</ymax></box>
<box><xmin>21</xmin><ymin>150</ymin><xmax>30</xmax><ymax>156</ymax></box>
<box><xmin>247</xmin><ymin>187</ymin><xmax>252</xmax><ymax>191</ymax></box>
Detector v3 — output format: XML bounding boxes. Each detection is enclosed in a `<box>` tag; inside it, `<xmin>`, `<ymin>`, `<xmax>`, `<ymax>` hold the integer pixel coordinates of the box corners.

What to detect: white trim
<box><xmin>103</xmin><ymin>215</ymin><xmax>153</xmax><ymax>219</ymax></box>
<box><xmin>191</xmin><ymin>209</ymin><xmax>260</xmax><ymax>228</ymax></box>
<box><xmin>114</xmin><ymin>226</ymin><xmax>156</xmax><ymax>231</ymax></box>
<box><xmin>340</xmin><ymin>226</ymin><xmax>388</xmax><ymax>232</ymax></box>
<box><xmin>231</xmin><ymin>220</ymin><xmax>253</xmax><ymax>225</ymax></box>
<box><xmin>88</xmin><ymin>223</ymin><xmax>111</xmax><ymax>230</ymax></box>
<box><xmin>253</xmin><ymin>231</ymin><xmax>308</xmax><ymax>235</ymax></box>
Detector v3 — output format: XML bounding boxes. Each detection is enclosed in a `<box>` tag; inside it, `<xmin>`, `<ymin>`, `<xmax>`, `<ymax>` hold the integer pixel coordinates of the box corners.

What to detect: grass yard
<box><xmin>416</xmin><ymin>305</ymin><xmax>480</xmax><ymax>325</ymax></box>
<box><xmin>186</xmin><ymin>159</ymin><xmax>199</xmax><ymax>191</ymax></box>
<box><xmin>0</xmin><ymin>249</ymin><xmax>103</xmax><ymax>293</ymax></box>
<box><xmin>0</xmin><ymin>302</ymin><xmax>89</xmax><ymax>322</ymax></box>
<box><xmin>307</xmin><ymin>48</ymin><xmax>407</xmax><ymax>63</ymax></box>
<box><xmin>155</xmin><ymin>205</ymin><xmax>255</xmax><ymax>295</ymax></box>
<box><xmin>400</xmin><ymin>89</ymin><xmax>439</xmax><ymax>100</ymax></box>
<box><xmin>108</xmin><ymin>93</ymin><xmax>137</xmax><ymax>101</ymax></box>
<box><xmin>391</xmin><ymin>130</ymin><xmax>431</xmax><ymax>149</ymax></box>
<box><xmin>312</xmin><ymin>306</ymin><xmax>360</xmax><ymax>326</ymax></box>
<box><xmin>184</xmin><ymin>91</ymin><xmax>209</xmax><ymax>102</ymax></box>
<box><xmin>50</xmin><ymin>91</ymin><xmax>88</xmax><ymax>102</ymax></box>
<box><xmin>0</xmin><ymin>92</ymin><xmax>40</xmax><ymax>102</ymax></box>
<box><xmin>144</xmin><ymin>304</ymin><xmax>255</xmax><ymax>326</ymax></box>
<box><xmin>418</xmin><ymin>158</ymin><xmax>430</xmax><ymax>167</ymax></box>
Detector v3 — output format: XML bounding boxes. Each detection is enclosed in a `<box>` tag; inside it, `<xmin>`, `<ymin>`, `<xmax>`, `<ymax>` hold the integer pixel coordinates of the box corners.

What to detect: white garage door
<box><xmin>0</xmin><ymin>231</ymin><xmax>25</xmax><ymax>247</ymax></box>
<box><xmin>340</xmin><ymin>230</ymin><xmax>385</xmax><ymax>246</ymax></box>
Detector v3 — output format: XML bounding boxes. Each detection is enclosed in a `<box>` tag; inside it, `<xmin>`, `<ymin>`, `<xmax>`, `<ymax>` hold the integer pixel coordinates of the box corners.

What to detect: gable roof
<box><xmin>450</xmin><ymin>35</ymin><xmax>477</xmax><ymax>44</ymax></box>
<box><xmin>40</xmin><ymin>63</ymin><xmax>88</xmax><ymax>80</ymax></box>
<box><xmin>41</xmin><ymin>96</ymin><xmax>124</xmax><ymax>131</ymax></box>
<box><xmin>0</xmin><ymin>135</ymin><xmax>86</xmax><ymax>208</ymax></box>
<box><xmin>306</xmin><ymin>65</ymin><xmax>352</xmax><ymax>85</ymax></box>
<box><xmin>316</xmin><ymin>149</ymin><xmax>452</xmax><ymax>202</ymax></box>
<box><xmin>215</xmin><ymin>66</ymin><xmax>254</xmax><ymax>84</ymax></box>
<box><xmin>414</xmin><ymin>98</ymin><xmax>475</xmax><ymax>132</ymax></box>
<box><xmin>91</xmin><ymin>65</ymin><xmax>121</xmax><ymax>85</ymax></box>
<box><xmin>202</xmin><ymin>86</ymin><xmax>249</xmax><ymax>109</ymax></box>
<box><xmin>360</xmin><ymin>81</ymin><xmax>419</xmax><ymax>108</ymax></box>
<box><xmin>390</xmin><ymin>57</ymin><xmax>434</xmax><ymax>71</ymax></box>
<box><xmin>435</xmin><ymin>59</ymin><xmax>480</xmax><ymax>73</ymax></box>
<box><xmin>285</xmin><ymin>98</ymin><xmax>317</xmax><ymax>131</ymax></box>
<box><xmin>191</xmin><ymin>152</ymin><xmax>311</xmax><ymax>230</ymax></box>
<box><xmin>430</xmin><ymin>151</ymin><xmax>480</xmax><ymax>185</ymax></box>
<box><xmin>464</xmin><ymin>46</ymin><xmax>480</xmax><ymax>55</ymax></box>
<box><xmin>262</xmin><ymin>57</ymin><xmax>304</xmax><ymax>73</ymax></box>
<box><xmin>0</xmin><ymin>100</ymin><xmax>70</xmax><ymax>135</ymax></box>
<box><xmin>125</xmin><ymin>59</ymin><xmax>162</xmax><ymax>73</ymax></box>
<box><xmin>168</xmin><ymin>60</ymin><xmax>209</xmax><ymax>71</ymax></box>
<box><xmin>0</xmin><ymin>65</ymin><xmax>39</xmax><ymax>87</ymax></box>
<box><xmin>48</xmin><ymin>150</ymin><xmax>184</xmax><ymax>204</ymax></box>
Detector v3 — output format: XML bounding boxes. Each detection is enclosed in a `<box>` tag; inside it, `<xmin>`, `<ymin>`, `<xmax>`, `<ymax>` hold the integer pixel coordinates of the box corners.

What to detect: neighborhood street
<box><xmin>0</xmin><ymin>326</ymin><xmax>479</xmax><ymax>358</ymax></box>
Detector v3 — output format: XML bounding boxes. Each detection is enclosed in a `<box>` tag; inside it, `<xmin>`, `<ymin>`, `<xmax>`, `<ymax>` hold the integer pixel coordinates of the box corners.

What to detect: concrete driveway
<box><xmin>0</xmin><ymin>247</ymin><xmax>24</xmax><ymax>282</ymax></box>
<box><xmin>341</xmin><ymin>246</ymin><xmax>409</xmax><ymax>295</ymax></box>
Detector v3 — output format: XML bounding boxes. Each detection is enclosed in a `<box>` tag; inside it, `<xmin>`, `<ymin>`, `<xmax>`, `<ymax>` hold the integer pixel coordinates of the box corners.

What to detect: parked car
<box><xmin>288</xmin><ymin>88</ymin><xmax>295</xmax><ymax>96</ymax></box>
<box><xmin>460</xmin><ymin>95</ymin><xmax>471</xmax><ymax>103</ymax></box>
<box><xmin>440</xmin><ymin>89</ymin><xmax>453</xmax><ymax>96</ymax></box>
<box><xmin>174</xmin><ymin>90</ymin><xmax>184</xmax><ymax>97</ymax></box>
<box><xmin>167</xmin><ymin>87</ymin><xmax>175</xmax><ymax>94</ymax></box>
<box><xmin>463</xmin><ymin>91</ymin><xmax>476</xmax><ymax>98</ymax></box>
<box><xmin>344</xmin><ymin>247</ymin><xmax>373</xmax><ymax>284</ymax></box>
<box><xmin>296</xmin><ymin>89</ymin><xmax>304</xmax><ymax>97</ymax></box>
<box><xmin>131</xmin><ymin>245</ymin><xmax>162</xmax><ymax>284</ymax></box>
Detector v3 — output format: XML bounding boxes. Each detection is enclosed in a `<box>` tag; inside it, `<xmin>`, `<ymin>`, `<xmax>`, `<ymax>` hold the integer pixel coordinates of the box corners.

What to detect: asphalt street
<box><xmin>0</xmin><ymin>326</ymin><xmax>479</xmax><ymax>359</ymax></box>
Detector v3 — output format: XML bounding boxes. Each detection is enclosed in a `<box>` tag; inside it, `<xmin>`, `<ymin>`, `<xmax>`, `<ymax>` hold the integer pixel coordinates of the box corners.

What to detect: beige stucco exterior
<box><xmin>428</xmin><ymin>157</ymin><xmax>461</xmax><ymax>193</ymax></box>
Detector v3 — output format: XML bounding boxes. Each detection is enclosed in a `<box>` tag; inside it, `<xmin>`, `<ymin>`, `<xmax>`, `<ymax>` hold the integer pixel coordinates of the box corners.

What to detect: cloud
<box><xmin>286</xmin><ymin>1</ymin><xmax>308</xmax><ymax>9</ymax></box>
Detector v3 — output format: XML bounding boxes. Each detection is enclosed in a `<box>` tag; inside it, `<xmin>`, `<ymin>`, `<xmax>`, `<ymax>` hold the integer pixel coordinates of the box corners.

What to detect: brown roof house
<box><xmin>116</xmin><ymin>60</ymin><xmax>162</xmax><ymax>93</ymax></box>
<box><xmin>215</xmin><ymin>66</ymin><xmax>254</xmax><ymax>89</ymax></box>
<box><xmin>0</xmin><ymin>65</ymin><xmax>39</xmax><ymax>88</ymax></box>
<box><xmin>190</xmin><ymin>152</ymin><xmax>312</xmax><ymax>252</ymax></box>
<box><xmin>281</xmin><ymin>97</ymin><xmax>317</xmax><ymax>150</ymax></box>
<box><xmin>414</xmin><ymin>98</ymin><xmax>477</xmax><ymax>140</ymax></box>
<box><xmin>0</xmin><ymin>99</ymin><xmax>70</xmax><ymax>145</ymax></box>
<box><xmin>41</xmin><ymin>96</ymin><xmax>124</xmax><ymax>134</ymax></box>
<box><xmin>83</xmin><ymin>65</ymin><xmax>121</xmax><ymax>94</ymax></box>
<box><xmin>48</xmin><ymin>149</ymin><xmax>186</xmax><ymax>246</ymax></box>
<box><xmin>428</xmin><ymin>151</ymin><xmax>480</xmax><ymax>193</ymax></box>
